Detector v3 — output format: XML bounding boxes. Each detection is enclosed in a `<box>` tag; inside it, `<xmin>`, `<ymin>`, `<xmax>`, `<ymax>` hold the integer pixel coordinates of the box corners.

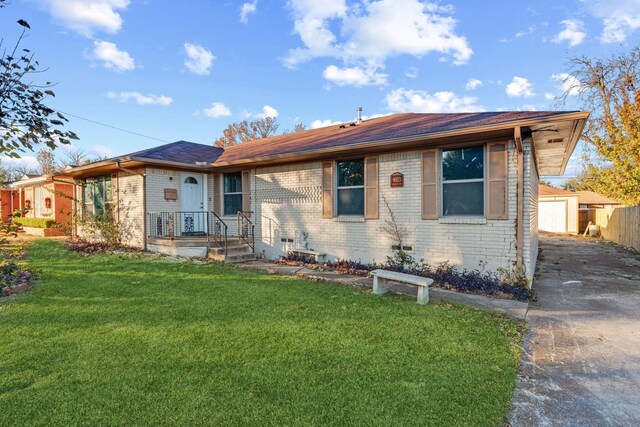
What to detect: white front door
<box><xmin>539</xmin><ymin>201</ymin><xmax>567</xmax><ymax>233</ymax></box>
<box><xmin>180</xmin><ymin>173</ymin><xmax>205</xmax><ymax>235</ymax></box>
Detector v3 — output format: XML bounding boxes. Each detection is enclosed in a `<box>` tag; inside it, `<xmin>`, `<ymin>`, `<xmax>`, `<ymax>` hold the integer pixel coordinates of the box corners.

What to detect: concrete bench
<box><xmin>371</xmin><ymin>269</ymin><xmax>434</xmax><ymax>304</ymax></box>
<box><xmin>291</xmin><ymin>249</ymin><xmax>326</xmax><ymax>263</ymax></box>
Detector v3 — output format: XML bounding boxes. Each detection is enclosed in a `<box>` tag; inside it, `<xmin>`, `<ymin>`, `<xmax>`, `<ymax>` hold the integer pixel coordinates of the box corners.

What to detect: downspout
<box><xmin>514</xmin><ymin>127</ymin><xmax>524</xmax><ymax>272</ymax></box>
<box><xmin>115</xmin><ymin>162</ymin><xmax>147</xmax><ymax>251</ymax></box>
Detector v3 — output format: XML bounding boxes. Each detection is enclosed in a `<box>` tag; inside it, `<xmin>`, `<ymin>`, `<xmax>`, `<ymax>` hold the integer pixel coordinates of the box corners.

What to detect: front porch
<box><xmin>147</xmin><ymin>211</ymin><xmax>255</xmax><ymax>263</ymax></box>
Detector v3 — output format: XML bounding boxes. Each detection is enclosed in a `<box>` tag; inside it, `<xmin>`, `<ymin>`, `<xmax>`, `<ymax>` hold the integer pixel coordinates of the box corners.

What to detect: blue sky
<box><xmin>1</xmin><ymin>0</ymin><xmax>639</xmax><ymax>184</ymax></box>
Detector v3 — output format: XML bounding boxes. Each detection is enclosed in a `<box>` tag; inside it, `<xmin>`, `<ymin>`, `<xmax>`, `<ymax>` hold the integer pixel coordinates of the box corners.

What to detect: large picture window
<box><xmin>337</xmin><ymin>159</ymin><xmax>364</xmax><ymax>216</ymax></box>
<box><xmin>223</xmin><ymin>172</ymin><xmax>242</xmax><ymax>216</ymax></box>
<box><xmin>83</xmin><ymin>175</ymin><xmax>113</xmax><ymax>216</ymax></box>
<box><xmin>442</xmin><ymin>145</ymin><xmax>484</xmax><ymax>216</ymax></box>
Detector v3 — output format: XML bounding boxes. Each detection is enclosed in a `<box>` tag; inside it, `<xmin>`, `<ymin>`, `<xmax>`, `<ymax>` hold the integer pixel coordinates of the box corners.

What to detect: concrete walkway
<box><xmin>238</xmin><ymin>261</ymin><xmax>528</xmax><ymax>319</ymax></box>
<box><xmin>511</xmin><ymin>234</ymin><xmax>640</xmax><ymax>426</ymax></box>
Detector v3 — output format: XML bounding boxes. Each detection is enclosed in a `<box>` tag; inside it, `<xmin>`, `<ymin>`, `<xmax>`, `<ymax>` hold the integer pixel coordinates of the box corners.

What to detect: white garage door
<box><xmin>539</xmin><ymin>201</ymin><xmax>567</xmax><ymax>233</ymax></box>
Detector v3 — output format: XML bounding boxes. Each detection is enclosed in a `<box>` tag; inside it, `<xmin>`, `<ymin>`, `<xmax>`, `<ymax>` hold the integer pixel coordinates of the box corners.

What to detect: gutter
<box><xmin>514</xmin><ymin>127</ymin><xmax>524</xmax><ymax>272</ymax></box>
<box><xmin>63</xmin><ymin>157</ymin><xmax>212</xmax><ymax>177</ymax></box>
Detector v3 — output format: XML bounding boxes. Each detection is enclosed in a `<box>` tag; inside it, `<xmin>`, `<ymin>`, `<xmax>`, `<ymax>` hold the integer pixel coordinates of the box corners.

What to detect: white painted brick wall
<box><xmin>252</xmin><ymin>144</ymin><xmax>530</xmax><ymax>278</ymax></box>
<box><xmin>74</xmin><ymin>171</ymin><xmax>144</xmax><ymax>248</ymax></box>
<box><xmin>146</xmin><ymin>168</ymin><xmax>181</xmax><ymax>214</ymax></box>
<box><xmin>117</xmin><ymin>171</ymin><xmax>144</xmax><ymax>248</ymax></box>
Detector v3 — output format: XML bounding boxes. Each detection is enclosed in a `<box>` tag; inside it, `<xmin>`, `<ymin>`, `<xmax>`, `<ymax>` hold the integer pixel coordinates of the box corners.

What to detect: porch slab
<box><xmin>147</xmin><ymin>243</ymin><xmax>208</xmax><ymax>258</ymax></box>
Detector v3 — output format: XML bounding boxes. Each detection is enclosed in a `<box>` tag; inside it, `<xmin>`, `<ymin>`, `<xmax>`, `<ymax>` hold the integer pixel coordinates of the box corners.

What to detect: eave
<box><xmin>211</xmin><ymin>111</ymin><xmax>590</xmax><ymax>172</ymax></box>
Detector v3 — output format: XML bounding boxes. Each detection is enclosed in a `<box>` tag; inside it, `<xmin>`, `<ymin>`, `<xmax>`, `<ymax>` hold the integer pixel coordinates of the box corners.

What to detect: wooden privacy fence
<box><xmin>595</xmin><ymin>206</ymin><xmax>640</xmax><ymax>251</ymax></box>
<box><xmin>579</xmin><ymin>209</ymin><xmax>596</xmax><ymax>234</ymax></box>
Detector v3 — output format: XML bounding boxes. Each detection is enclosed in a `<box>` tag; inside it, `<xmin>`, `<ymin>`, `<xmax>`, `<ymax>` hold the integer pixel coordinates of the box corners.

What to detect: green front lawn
<box><xmin>1</xmin><ymin>240</ymin><xmax>522</xmax><ymax>426</ymax></box>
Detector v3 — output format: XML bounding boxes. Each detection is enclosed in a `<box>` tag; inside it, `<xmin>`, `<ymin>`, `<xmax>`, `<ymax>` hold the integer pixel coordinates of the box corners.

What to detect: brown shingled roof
<box><xmin>215</xmin><ymin>111</ymin><xmax>581</xmax><ymax>165</ymax></box>
<box><xmin>130</xmin><ymin>140</ymin><xmax>223</xmax><ymax>164</ymax></box>
<box><xmin>574</xmin><ymin>191</ymin><xmax>622</xmax><ymax>205</ymax></box>
<box><xmin>538</xmin><ymin>184</ymin><xmax>576</xmax><ymax>197</ymax></box>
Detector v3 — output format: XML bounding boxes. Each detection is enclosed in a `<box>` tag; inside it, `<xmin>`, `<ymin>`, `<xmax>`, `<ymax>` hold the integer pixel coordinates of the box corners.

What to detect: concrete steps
<box><xmin>148</xmin><ymin>236</ymin><xmax>255</xmax><ymax>263</ymax></box>
<box><xmin>207</xmin><ymin>238</ymin><xmax>255</xmax><ymax>263</ymax></box>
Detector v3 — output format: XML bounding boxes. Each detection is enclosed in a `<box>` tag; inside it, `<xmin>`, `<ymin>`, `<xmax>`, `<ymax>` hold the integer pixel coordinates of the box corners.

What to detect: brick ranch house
<box><xmin>1</xmin><ymin>175</ymin><xmax>74</xmax><ymax>228</ymax></box>
<box><xmin>60</xmin><ymin>111</ymin><xmax>588</xmax><ymax>279</ymax></box>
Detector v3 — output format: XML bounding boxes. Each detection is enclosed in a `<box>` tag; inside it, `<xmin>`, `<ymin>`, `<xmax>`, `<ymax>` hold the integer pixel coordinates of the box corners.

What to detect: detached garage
<box><xmin>538</xmin><ymin>184</ymin><xmax>579</xmax><ymax>234</ymax></box>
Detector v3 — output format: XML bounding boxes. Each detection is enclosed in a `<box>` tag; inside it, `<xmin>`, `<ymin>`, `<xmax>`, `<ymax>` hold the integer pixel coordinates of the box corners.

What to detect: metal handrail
<box><xmin>237</xmin><ymin>211</ymin><xmax>255</xmax><ymax>251</ymax></box>
<box><xmin>208</xmin><ymin>210</ymin><xmax>228</xmax><ymax>253</ymax></box>
<box><xmin>147</xmin><ymin>211</ymin><xmax>228</xmax><ymax>253</ymax></box>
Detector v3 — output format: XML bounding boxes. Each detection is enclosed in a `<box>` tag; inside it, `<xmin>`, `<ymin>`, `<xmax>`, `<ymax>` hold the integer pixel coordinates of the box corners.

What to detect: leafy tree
<box><xmin>1</xmin><ymin>15</ymin><xmax>78</xmax><ymax>158</ymax></box>
<box><xmin>36</xmin><ymin>149</ymin><xmax>59</xmax><ymax>174</ymax></box>
<box><xmin>214</xmin><ymin>117</ymin><xmax>280</xmax><ymax>147</ymax></box>
<box><xmin>561</xmin><ymin>46</ymin><xmax>640</xmax><ymax>205</ymax></box>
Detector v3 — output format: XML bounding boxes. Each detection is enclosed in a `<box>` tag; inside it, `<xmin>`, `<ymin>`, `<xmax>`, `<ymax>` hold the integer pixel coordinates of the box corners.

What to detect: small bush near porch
<box><xmin>0</xmin><ymin>240</ymin><xmax>523</xmax><ymax>426</ymax></box>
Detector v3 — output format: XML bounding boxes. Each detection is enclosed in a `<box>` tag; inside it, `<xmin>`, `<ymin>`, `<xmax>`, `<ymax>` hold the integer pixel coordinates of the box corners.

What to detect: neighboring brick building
<box><xmin>7</xmin><ymin>175</ymin><xmax>75</xmax><ymax>230</ymax></box>
<box><xmin>61</xmin><ymin>111</ymin><xmax>589</xmax><ymax>281</ymax></box>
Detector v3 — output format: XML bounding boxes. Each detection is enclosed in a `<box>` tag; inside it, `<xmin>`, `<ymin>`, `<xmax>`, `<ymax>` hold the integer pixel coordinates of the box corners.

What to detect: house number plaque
<box><xmin>164</xmin><ymin>189</ymin><xmax>178</xmax><ymax>200</ymax></box>
<box><xmin>390</xmin><ymin>172</ymin><xmax>404</xmax><ymax>188</ymax></box>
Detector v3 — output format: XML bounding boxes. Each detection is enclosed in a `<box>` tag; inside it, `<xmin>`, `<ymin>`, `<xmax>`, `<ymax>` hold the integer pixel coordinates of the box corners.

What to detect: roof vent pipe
<box><xmin>356</xmin><ymin>107</ymin><xmax>363</xmax><ymax>124</ymax></box>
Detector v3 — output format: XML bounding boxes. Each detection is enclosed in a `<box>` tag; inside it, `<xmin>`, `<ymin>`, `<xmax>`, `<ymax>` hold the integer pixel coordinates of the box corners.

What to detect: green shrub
<box><xmin>13</xmin><ymin>217</ymin><xmax>57</xmax><ymax>229</ymax></box>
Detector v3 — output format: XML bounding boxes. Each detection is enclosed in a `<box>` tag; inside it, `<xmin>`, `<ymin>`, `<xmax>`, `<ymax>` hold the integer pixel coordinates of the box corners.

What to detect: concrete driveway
<box><xmin>511</xmin><ymin>234</ymin><xmax>640</xmax><ymax>426</ymax></box>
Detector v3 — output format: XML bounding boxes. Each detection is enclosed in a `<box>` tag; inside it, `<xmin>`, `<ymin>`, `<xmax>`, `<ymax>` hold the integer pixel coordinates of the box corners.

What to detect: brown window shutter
<box><xmin>242</xmin><ymin>170</ymin><xmax>251</xmax><ymax>216</ymax></box>
<box><xmin>322</xmin><ymin>162</ymin><xmax>334</xmax><ymax>219</ymax></box>
<box><xmin>421</xmin><ymin>149</ymin><xmax>438</xmax><ymax>219</ymax></box>
<box><xmin>213</xmin><ymin>174</ymin><xmax>222</xmax><ymax>215</ymax></box>
<box><xmin>364</xmin><ymin>156</ymin><xmax>379</xmax><ymax>219</ymax></box>
<box><xmin>487</xmin><ymin>142</ymin><xmax>508</xmax><ymax>219</ymax></box>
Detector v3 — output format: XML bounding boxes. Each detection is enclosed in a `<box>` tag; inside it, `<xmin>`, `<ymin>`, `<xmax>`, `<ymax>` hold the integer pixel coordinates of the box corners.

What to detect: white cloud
<box><xmin>107</xmin><ymin>91</ymin><xmax>173</xmax><ymax>106</ymax></box>
<box><xmin>582</xmin><ymin>0</ymin><xmax>640</xmax><ymax>42</ymax></box>
<box><xmin>39</xmin><ymin>0</ymin><xmax>130</xmax><ymax>37</ymax></box>
<box><xmin>310</xmin><ymin>119</ymin><xmax>342</xmax><ymax>129</ymax></box>
<box><xmin>551</xmin><ymin>73</ymin><xmax>582</xmax><ymax>96</ymax></box>
<box><xmin>553</xmin><ymin>19</ymin><xmax>586</xmax><ymax>47</ymax></box>
<box><xmin>322</xmin><ymin>65</ymin><xmax>388</xmax><ymax>86</ymax></box>
<box><xmin>90</xmin><ymin>145</ymin><xmax>113</xmax><ymax>157</ymax></box>
<box><xmin>514</xmin><ymin>25</ymin><xmax>536</xmax><ymax>38</ymax></box>
<box><xmin>254</xmin><ymin>105</ymin><xmax>279</xmax><ymax>119</ymax></box>
<box><xmin>405</xmin><ymin>67</ymin><xmax>419</xmax><ymax>79</ymax></box>
<box><xmin>385</xmin><ymin>88</ymin><xmax>484</xmax><ymax>113</ymax></box>
<box><xmin>240</xmin><ymin>0</ymin><xmax>258</xmax><ymax>23</ymax></box>
<box><xmin>203</xmin><ymin>102</ymin><xmax>232</xmax><ymax>119</ymax></box>
<box><xmin>284</xmin><ymin>0</ymin><xmax>472</xmax><ymax>82</ymax></box>
<box><xmin>465</xmin><ymin>78</ymin><xmax>483</xmax><ymax>90</ymax></box>
<box><xmin>515</xmin><ymin>104</ymin><xmax>538</xmax><ymax>111</ymax></box>
<box><xmin>506</xmin><ymin>76</ymin><xmax>534</xmax><ymax>97</ymax></box>
<box><xmin>0</xmin><ymin>156</ymin><xmax>39</xmax><ymax>172</ymax></box>
<box><xmin>544</xmin><ymin>92</ymin><xmax>555</xmax><ymax>100</ymax></box>
<box><xmin>87</xmin><ymin>40</ymin><xmax>135</xmax><ymax>72</ymax></box>
<box><xmin>183</xmin><ymin>43</ymin><xmax>215</xmax><ymax>75</ymax></box>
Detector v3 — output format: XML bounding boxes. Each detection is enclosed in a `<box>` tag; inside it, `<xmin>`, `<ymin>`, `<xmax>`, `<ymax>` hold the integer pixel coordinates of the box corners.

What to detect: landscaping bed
<box><xmin>278</xmin><ymin>253</ymin><xmax>534</xmax><ymax>302</ymax></box>
<box><xmin>0</xmin><ymin>239</ymin><xmax>523</xmax><ymax>426</ymax></box>
<box><xmin>0</xmin><ymin>236</ymin><xmax>34</xmax><ymax>298</ymax></box>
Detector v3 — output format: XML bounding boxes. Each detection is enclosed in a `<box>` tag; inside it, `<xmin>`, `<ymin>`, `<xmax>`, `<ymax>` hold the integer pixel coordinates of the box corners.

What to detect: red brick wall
<box><xmin>0</xmin><ymin>189</ymin><xmax>12</xmax><ymax>221</ymax></box>
<box><xmin>54</xmin><ymin>183</ymin><xmax>74</xmax><ymax>225</ymax></box>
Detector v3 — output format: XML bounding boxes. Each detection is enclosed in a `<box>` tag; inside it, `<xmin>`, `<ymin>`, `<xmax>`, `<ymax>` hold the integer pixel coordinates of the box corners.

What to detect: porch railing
<box><xmin>237</xmin><ymin>211</ymin><xmax>255</xmax><ymax>251</ymax></box>
<box><xmin>148</xmin><ymin>211</ymin><xmax>228</xmax><ymax>252</ymax></box>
